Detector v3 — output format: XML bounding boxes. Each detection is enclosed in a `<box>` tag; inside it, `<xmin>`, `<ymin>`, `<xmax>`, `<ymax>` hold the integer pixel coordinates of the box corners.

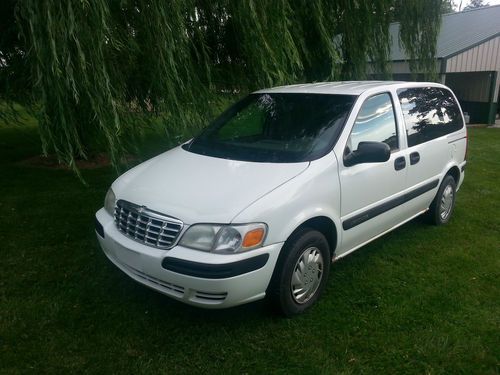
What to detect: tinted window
<box><xmin>397</xmin><ymin>87</ymin><xmax>463</xmax><ymax>147</ymax></box>
<box><xmin>345</xmin><ymin>93</ymin><xmax>398</xmax><ymax>155</ymax></box>
<box><xmin>185</xmin><ymin>93</ymin><xmax>356</xmax><ymax>162</ymax></box>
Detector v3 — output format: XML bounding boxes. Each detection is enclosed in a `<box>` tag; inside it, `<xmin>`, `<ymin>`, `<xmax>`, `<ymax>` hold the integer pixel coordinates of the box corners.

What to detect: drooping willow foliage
<box><xmin>0</xmin><ymin>0</ymin><xmax>445</xmax><ymax>174</ymax></box>
<box><xmin>397</xmin><ymin>0</ymin><xmax>443</xmax><ymax>79</ymax></box>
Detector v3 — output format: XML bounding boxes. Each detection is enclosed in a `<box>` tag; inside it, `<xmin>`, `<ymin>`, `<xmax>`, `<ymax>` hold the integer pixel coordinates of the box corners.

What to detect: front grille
<box><xmin>114</xmin><ymin>200</ymin><xmax>183</xmax><ymax>249</ymax></box>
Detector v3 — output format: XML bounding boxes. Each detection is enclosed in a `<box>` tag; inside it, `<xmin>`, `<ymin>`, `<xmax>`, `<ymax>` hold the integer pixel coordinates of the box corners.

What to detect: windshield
<box><xmin>184</xmin><ymin>93</ymin><xmax>356</xmax><ymax>162</ymax></box>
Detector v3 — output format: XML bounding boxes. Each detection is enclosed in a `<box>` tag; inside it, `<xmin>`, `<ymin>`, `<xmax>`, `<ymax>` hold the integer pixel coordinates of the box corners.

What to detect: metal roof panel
<box><xmin>389</xmin><ymin>5</ymin><xmax>500</xmax><ymax>60</ymax></box>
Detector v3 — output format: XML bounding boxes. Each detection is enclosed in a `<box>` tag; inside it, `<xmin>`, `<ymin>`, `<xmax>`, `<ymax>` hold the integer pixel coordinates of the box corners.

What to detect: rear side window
<box><xmin>397</xmin><ymin>87</ymin><xmax>463</xmax><ymax>147</ymax></box>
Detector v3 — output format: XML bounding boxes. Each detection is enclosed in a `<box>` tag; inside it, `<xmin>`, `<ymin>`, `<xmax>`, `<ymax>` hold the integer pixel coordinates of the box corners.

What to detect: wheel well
<box><xmin>288</xmin><ymin>216</ymin><xmax>337</xmax><ymax>259</ymax></box>
<box><xmin>446</xmin><ymin>166</ymin><xmax>460</xmax><ymax>185</ymax></box>
<box><xmin>266</xmin><ymin>217</ymin><xmax>338</xmax><ymax>298</ymax></box>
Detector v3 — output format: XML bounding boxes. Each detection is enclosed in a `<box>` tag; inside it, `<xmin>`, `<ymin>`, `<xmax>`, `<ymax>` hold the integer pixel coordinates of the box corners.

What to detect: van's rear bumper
<box><xmin>95</xmin><ymin>208</ymin><xmax>283</xmax><ymax>308</ymax></box>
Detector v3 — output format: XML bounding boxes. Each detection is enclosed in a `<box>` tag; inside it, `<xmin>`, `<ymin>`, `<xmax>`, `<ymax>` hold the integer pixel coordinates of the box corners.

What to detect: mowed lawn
<box><xmin>0</xmin><ymin>124</ymin><xmax>498</xmax><ymax>374</ymax></box>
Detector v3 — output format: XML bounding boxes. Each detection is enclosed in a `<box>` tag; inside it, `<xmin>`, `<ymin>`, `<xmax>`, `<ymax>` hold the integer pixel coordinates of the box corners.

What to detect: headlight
<box><xmin>179</xmin><ymin>223</ymin><xmax>267</xmax><ymax>254</ymax></box>
<box><xmin>104</xmin><ymin>188</ymin><xmax>116</xmax><ymax>216</ymax></box>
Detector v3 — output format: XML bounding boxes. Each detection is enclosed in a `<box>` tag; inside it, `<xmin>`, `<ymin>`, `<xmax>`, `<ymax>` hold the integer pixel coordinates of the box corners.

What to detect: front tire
<box><xmin>267</xmin><ymin>229</ymin><xmax>330</xmax><ymax>316</ymax></box>
<box><xmin>427</xmin><ymin>175</ymin><xmax>457</xmax><ymax>225</ymax></box>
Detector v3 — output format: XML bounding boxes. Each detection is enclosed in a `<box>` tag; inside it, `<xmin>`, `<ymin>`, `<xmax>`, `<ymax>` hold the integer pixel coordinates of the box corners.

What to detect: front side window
<box><xmin>185</xmin><ymin>93</ymin><xmax>356</xmax><ymax>163</ymax></box>
<box><xmin>397</xmin><ymin>87</ymin><xmax>463</xmax><ymax>147</ymax></box>
<box><xmin>345</xmin><ymin>93</ymin><xmax>398</xmax><ymax>156</ymax></box>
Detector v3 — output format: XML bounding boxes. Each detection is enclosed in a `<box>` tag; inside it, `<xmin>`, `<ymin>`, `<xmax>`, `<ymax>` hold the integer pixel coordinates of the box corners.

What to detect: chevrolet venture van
<box><xmin>95</xmin><ymin>81</ymin><xmax>467</xmax><ymax>316</ymax></box>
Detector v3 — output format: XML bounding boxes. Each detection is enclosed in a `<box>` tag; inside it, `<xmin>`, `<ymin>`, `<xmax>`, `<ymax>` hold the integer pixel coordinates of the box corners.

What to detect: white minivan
<box><xmin>95</xmin><ymin>81</ymin><xmax>467</xmax><ymax>316</ymax></box>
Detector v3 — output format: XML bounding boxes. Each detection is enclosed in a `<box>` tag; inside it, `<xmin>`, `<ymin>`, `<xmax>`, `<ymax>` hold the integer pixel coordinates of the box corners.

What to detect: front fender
<box><xmin>231</xmin><ymin>152</ymin><xmax>342</xmax><ymax>250</ymax></box>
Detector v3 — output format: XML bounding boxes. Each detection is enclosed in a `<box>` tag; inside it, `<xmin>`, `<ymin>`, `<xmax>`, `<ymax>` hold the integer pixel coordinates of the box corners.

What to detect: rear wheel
<box><xmin>267</xmin><ymin>229</ymin><xmax>330</xmax><ymax>316</ymax></box>
<box><xmin>427</xmin><ymin>175</ymin><xmax>457</xmax><ymax>225</ymax></box>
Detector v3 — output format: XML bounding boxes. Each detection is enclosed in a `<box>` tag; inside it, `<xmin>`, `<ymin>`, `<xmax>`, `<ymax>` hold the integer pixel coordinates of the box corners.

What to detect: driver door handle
<box><xmin>394</xmin><ymin>156</ymin><xmax>406</xmax><ymax>171</ymax></box>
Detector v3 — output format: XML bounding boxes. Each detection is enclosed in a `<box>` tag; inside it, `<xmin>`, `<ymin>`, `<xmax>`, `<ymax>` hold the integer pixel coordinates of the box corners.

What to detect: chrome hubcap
<box><xmin>291</xmin><ymin>247</ymin><xmax>324</xmax><ymax>304</ymax></box>
<box><xmin>440</xmin><ymin>184</ymin><xmax>454</xmax><ymax>220</ymax></box>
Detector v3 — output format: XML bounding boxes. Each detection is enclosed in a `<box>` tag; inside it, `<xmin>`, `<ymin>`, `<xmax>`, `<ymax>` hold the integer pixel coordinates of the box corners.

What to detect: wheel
<box><xmin>427</xmin><ymin>175</ymin><xmax>457</xmax><ymax>225</ymax></box>
<box><xmin>267</xmin><ymin>229</ymin><xmax>331</xmax><ymax>316</ymax></box>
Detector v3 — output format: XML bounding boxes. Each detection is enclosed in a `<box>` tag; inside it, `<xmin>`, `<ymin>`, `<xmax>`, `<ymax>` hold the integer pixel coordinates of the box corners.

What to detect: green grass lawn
<box><xmin>0</xmin><ymin>124</ymin><xmax>499</xmax><ymax>374</ymax></box>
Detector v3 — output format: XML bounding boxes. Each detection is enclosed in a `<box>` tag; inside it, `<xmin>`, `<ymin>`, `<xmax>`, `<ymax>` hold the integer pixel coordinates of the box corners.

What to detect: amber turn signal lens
<box><xmin>242</xmin><ymin>228</ymin><xmax>265</xmax><ymax>248</ymax></box>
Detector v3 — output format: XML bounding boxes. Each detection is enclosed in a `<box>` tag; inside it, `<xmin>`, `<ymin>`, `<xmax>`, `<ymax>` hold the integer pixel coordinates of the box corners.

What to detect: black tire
<box><xmin>267</xmin><ymin>229</ymin><xmax>331</xmax><ymax>317</ymax></box>
<box><xmin>427</xmin><ymin>175</ymin><xmax>457</xmax><ymax>225</ymax></box>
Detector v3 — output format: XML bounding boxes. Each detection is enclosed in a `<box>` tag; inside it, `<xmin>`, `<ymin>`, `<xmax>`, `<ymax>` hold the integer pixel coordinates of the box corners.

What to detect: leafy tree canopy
<box><xmin>464</xmin><ymin>0</ymin><xmax>490</xmax><ymax>10</ymax></box>
<box><xmin>0</xmin><ymin>0</ymin><xmax>446</xmax><ymax>174</ymax></box>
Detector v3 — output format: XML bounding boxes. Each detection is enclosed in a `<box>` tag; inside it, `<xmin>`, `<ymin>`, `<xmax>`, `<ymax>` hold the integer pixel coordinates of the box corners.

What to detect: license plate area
<box><xmin>113</xmin><ymin>241</ymin><xmax>143</xmax><ymax>271</ymax></box>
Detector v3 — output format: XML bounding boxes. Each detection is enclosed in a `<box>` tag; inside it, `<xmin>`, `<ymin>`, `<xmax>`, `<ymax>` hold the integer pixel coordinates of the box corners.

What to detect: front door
<box><xmin>337</xmin><ymin>92</ymin><xmax>408</xmax><ymax>255</ymax></box>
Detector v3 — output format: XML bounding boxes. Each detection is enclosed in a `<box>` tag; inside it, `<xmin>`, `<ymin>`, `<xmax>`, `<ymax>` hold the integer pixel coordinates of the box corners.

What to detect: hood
<box><xmin>113</xmin><ymin>146</ymin><xmax>309</xmax><ymax>224</ymax></box>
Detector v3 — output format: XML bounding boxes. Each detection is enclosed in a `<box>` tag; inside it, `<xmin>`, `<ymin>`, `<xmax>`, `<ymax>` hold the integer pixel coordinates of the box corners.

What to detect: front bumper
<box><xmin>95</xmin><ymin>208</ymin><xmax>283</xmax><ymax>308</ymax></box>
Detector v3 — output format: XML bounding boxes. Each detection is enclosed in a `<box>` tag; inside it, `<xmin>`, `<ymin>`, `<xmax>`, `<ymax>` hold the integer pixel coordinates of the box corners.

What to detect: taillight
<box><xmin>464</xmin><ymin>126</ymin><xmax>468</xmax><ymax>161</ymax></box>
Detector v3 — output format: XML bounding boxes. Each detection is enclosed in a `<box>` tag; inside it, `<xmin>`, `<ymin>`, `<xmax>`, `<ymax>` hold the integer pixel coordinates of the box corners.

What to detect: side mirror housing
<box><xmin>344</xmin><ymin>141</ymin><xmax>391</xmax><ymax>167</ymax></box>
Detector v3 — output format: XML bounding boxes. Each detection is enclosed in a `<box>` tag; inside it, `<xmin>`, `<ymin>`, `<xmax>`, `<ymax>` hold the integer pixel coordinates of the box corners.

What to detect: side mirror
<box><xmin>344</xmin><ymin>141</ymin><xmax>391</xmax><ymax>167</ymax></box>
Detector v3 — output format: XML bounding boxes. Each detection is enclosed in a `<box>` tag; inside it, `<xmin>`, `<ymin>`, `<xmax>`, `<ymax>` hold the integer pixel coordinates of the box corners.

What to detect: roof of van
<box><xmin>254</xmin><ymin>81</ymin><xmax>443</xmax><ymax>96</ymax></box>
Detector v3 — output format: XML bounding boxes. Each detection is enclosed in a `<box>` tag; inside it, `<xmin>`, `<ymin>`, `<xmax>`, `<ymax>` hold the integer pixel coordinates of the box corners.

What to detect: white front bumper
<box><xmin>95</xmin><ymin>208</ymin><xmax>283</xmax><ymax>308</ymax></box>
